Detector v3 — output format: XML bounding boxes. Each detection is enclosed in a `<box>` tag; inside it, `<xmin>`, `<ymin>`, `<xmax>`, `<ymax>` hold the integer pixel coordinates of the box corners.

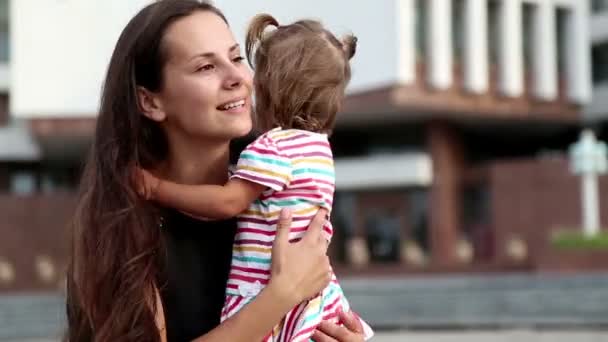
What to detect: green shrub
<box><xmin>551</xmin><ymin>231</ymin><xmax>608</xmax><ymax>250</ymax></box>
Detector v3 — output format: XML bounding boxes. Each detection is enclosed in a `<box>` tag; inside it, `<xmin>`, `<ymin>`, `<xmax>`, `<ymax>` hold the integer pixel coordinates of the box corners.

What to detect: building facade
<box><xmin>0</xmin><ymin>0</ymin><xmax>596</xmax><ymax>292</ymax></box>
<box><xmin>328</xmin><ymin>0</ymin><xmax>593</xmax><ymax>273</ymax></box>
<box><xmin>587</xmin><ymin>0</ymin><xmax>608</xmax><ymax>122</ymax></box>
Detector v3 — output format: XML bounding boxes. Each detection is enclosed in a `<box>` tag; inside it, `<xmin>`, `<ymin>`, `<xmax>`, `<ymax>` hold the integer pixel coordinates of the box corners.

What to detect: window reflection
<box><xmin>592</xmin><ymin>0</ymin><xmax>608</xmax><ymax>13</ymax></box>
<box><xmin>0</xmin><ymin>0</ymin><xmax>8</xmax><ymax>62</ymax></box>
<box><xmin>592</xmin><ymin>43</ymin><xmax>608</xmax><ymax>84</ymax></box>
<box><xmin>332</xmin><ymin>189</ymin><xmax>430</xmax><ymax>267</ymax></box>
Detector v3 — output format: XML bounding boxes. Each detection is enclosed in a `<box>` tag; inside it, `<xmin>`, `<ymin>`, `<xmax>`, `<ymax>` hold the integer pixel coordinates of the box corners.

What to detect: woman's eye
<box><xmin>197</xmin><ymin>64</ymin><xmax>214</xmax><ymax>72</ymax></box>
<box><xmin>233</xmin><ymin>56</ymin><xmax>245</xmax><ymax>63</ymax></box>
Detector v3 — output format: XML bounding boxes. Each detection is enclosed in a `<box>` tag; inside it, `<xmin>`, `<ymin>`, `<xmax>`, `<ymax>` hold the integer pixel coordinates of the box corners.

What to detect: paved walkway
<box><xmin>371</xmin><ymin>330</ymin><xmax>608</xmax><ymax>342</ymax></box>
<box><xmin>12</xmin><ymin>330</ymin><xmax>608</xmax><ymax>342</ymax></box>
<box><xmin>4</xmin><ymin>273</ymin><xmax>608</xmax><ymax>340</ymax></box>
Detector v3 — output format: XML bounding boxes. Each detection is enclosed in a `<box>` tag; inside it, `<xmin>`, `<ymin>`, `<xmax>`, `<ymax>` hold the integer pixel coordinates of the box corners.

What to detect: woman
<box><xmin>65</xmin><ymin>1</ymin><xmax>366</xmax><ymax>341</ymax></box>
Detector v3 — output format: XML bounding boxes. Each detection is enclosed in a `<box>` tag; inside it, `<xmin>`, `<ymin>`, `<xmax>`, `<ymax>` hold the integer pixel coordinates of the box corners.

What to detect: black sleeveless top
<box><xmin>159</xmin><ymin>208</ymin><xmax>237</xmax><ymax>342</ymax></box>
<box><xmin>158</xmin><ymin>136</ymin><xmax>254</xmax><ymax>341</ymax></box>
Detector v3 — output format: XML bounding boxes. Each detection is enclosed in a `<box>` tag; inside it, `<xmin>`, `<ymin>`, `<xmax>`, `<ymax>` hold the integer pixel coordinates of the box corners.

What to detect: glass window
<box><xmin>10</xmin><ymin>172</ymin><xmax>36</xmax><ymax>195</ymax></box>
<box><xmin>461</xmin><ymin>185</ymin><xmax>493</xmax><ymax>262</ymax></box>
<box><xmin>488</xmin><ymin>0</ymin><xmax>500</xmax><ymax>65</ymax></box>
<box><xmin>0</xmin><ymin>93</ymin><xmax>7</xmax><ymax>125</ymax></box>
<box><xmin>452</xmin><ymin>0</ymin><xmax>465</xmax><ymax>64</ymax></box>
<box><xmin>556</xmin><ymin>8</ymin><xmax>568</xmax><ymax>76</ymax></box>
<box><xmin>364</xmin><ymin>207</ymin><xmax>402</xmax><ymax>263</ymax></box>
<box><xmin>40</xmin><ymin>164</ymin><xmax>81</xmax><ymax>193</ymax></box>
<box><xmin>415</xmin><ymin>0</ymin><xmax>428</xmax><ymax>61</ymax></box>
<box><xmin>592</xmin><ymin>0</ymin><xmax>608</xmax><ymax>13</ymax></box>
<box><xmin>0</xmin><ymin>0</ymin><xmax>8</xmax><ymax>62</ymax></box>
<box><xmin>592</xmin><ymin>42</ymin><xmax>608</xmax><ymax>83</ymax></box>
<box><xmin>331</xmin><ymin>190</ymin><xmax>429</xmax><ymax>267</ymax></box>
<box><xmin>522</xmin><ymin>3</ymin><xmax>535</xmax><ymax>76</ymax></box>
<box><xmin>0</xmin><ymin>164</ymin><xmax>81</xmax><ymax>195</ymax></box>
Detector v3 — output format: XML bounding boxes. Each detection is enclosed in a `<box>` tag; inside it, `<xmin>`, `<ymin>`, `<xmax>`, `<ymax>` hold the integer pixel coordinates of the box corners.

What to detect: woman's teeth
<box><xmin>220</xmin><ymin>100</ymin><xmax>245</xmax><ymax>110</ymax></box>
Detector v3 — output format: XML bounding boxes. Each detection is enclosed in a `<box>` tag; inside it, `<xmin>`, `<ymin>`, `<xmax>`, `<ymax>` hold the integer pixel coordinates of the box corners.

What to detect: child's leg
<box><xmin>283</xmin><ymin>280</ymin><xmax>342</xmax><ymax>342</ymax></box>
<box><xmin>310</xmin><ymin>279</ymin><xmax>375</xmax><ymax>341</ymax></box>
<box><xmin>270</xmin><ymin>295</ymin><xmax>320</xmax><ymax>342</ymax></box>
<box><xmin>221</xmin><ymin>294</ymin><xmax>255</xmax><ymax>322</ymax></box>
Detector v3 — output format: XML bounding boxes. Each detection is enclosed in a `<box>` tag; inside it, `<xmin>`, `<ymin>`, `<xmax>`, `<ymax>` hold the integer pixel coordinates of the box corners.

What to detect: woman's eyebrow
<box><xmin>229</xmin><ymin>43</ymin><xmax>240</xmax><ymax>53</ymax></box>
<box><xmin>189</xmin><ymin>43</ymin><xmax>240</xmax><ymax>61</ymax></box>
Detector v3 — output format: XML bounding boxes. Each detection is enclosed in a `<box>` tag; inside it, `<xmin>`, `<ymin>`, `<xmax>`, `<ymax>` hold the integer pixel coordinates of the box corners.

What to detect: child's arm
<box><xmin>140</xmin><ymin>169</ymin><xmax>266</xmax><ymax>219</ymax></box>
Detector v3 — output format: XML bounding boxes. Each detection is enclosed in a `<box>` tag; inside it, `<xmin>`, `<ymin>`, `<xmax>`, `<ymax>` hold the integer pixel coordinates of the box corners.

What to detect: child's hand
<box><xmin>135</xmin><ymin>167</ymin><xmax>161</xmax><ymax>200</ymax></box>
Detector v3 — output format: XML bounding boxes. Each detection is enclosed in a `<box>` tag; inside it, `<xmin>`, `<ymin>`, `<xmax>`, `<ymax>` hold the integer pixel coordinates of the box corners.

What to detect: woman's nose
<box><xmin>223</xmin><ymin>65</ymin><xmax>244</xmax><ymax>89</ymax></box>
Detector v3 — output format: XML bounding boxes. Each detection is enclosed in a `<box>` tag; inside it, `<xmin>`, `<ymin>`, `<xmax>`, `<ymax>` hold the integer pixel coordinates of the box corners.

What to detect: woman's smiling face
<box><xmin>153</xmin><ymin>10</ymin><xmax>253</xmax><ymax>142</ymax></box>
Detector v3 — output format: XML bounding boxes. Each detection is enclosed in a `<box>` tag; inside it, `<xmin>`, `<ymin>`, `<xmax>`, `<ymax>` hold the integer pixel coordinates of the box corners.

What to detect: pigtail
<box><xmin>341</xmin><ymin>35</ymin><xmax>358</xmax><ymax>60</ymax></box>
<box><xmin>293</xmin><ymin>115</ymin><xmax>323</xmax><ymax>133</ymax></box>
<box><xmin>246</xmin><ymin>14</ymin><xmax>280</xmax><ymax>68</ymax></box>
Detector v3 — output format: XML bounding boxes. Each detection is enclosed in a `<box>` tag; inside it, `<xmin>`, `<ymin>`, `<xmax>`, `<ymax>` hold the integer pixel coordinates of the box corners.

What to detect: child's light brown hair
<box><xmin>245</xmin><ymin>14</ymin><xmax>357</xmax><ymax>134</ymax></box>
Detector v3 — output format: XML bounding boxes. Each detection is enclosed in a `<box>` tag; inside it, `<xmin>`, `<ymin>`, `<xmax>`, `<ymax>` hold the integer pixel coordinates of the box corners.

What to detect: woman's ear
<box><xmin>137</xmin><ymin>86</ymin><xmax>166</xmax><ymax>122</ymax></box>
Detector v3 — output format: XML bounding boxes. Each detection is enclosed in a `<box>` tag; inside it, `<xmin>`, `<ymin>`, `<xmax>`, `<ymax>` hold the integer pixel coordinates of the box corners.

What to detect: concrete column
<box><xmin>428</xmin><ymin>0</ymin><xmax>453</xmax><ymax>89</ymax></box>
<box><xmin>532</xmin><ymin>1</ymin><xmax>558</xmax><ymax>100</ymax></box>
<box><xmin>463</xmin><ymin>0</ymin><xmax>489</xmax><ymax>93</ymax></box>
<box><xmin>499</xmin><ymin>0</ymin><xmax>524</xmax><ymax>97</ymax></box>
<box><xmin>565</xmin><ymin>1</ymin><xmax>592</xmax><ymax>103</ymax></box>
<box><xmin>397</xmin><ymin>0</ymin><xmax>417</xmax><ymax>84</ymax></box>
<box><xmin>428</xmin><ymin>122</ymin><xmax>463</xmax><ymax>266</ymax></box>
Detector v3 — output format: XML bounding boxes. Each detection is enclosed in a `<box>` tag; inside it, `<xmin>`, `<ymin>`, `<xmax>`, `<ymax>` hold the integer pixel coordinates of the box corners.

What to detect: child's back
<box><xmin>220</xmin><ymin>14</ymin><xmax>372</xmax><ymax>342</ymax></box>
<box><xmin>225</xmin><ymin>128</ymin><xmax>335</xmax><ymax>298</ymax></box>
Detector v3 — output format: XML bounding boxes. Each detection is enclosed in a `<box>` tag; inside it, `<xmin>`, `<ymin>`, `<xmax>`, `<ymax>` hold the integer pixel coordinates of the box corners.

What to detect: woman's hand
<box><xmin>193</xmin><ymin>208</ymin><xmax>361</xmax><ymax>342</ymax></box>
<box><xmin>134</xmin><ymin>167</ymin><xmax>161</xmax><ymax>200</ymax></box>
<box><xmin>267</xmin><ymin>208</ymin><xmax>332</xmax><ymax>307</ymax></box>
<box><xmin>312</xmin><ymin>310</ymin><xmax>366</xmax><ymax>342</ymax></box>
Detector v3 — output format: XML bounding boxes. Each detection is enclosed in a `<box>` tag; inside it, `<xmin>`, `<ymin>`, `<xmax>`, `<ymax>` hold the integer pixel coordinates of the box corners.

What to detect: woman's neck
<box><xmin>159</xmin><ymin>135</ymin><xmax>230</xmax><ymax>186</ymax></box>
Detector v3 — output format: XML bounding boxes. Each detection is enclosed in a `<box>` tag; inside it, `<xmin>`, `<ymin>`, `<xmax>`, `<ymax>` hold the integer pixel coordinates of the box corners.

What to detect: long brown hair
<box><xmin>245</xmin><ymin>14</ymin><xmax>357</xmax><ymax>134</ymax></box>
<box><xmin>66</xmin><ymin>1</ymin><xmax>226</xmax><ymax>341</ymax></box>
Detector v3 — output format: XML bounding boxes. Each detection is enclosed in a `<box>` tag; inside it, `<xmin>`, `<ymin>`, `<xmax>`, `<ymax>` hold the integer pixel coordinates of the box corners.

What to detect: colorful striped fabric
<box><xmin>220</xmin><ymin>128</ymin><xmax>373</xmax><ymax>341</ymax></box>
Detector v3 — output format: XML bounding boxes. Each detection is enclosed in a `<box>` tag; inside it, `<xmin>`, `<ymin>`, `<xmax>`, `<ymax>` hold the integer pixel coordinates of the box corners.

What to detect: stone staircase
<box><xmin>0</xmin><ymin>294</ymin><xmax>64</xmax><ymax>340</ymax></box>
<box><xmin>341</xmin><ymin>273</ymin><xmax>608</xmax><ymax>329</ymax></box>
<box><xmin>1</xmin><ymin>273</ymin><xmax>608</xmax><ymax>339</ymax></box>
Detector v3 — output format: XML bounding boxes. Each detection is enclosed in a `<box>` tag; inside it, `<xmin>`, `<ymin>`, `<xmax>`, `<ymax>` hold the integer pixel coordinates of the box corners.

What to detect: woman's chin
<box><xmin>223</xmin><ymin>120</ymin><xmax>253</xmax><ymax>140</ymax></box>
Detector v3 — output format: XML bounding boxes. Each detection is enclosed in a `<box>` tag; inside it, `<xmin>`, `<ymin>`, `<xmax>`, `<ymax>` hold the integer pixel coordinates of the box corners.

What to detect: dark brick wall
<box><xmin>488</xmin><ymin>157</ymin><xmax>608</xmax><ymax>270</ymax></box>
<box><xmin>3</xmin><ymin>157</ymin><xmax>607</xmax><ymax>293</ymax></box>
<box><xmin>0</xmin><ymin>194</ymin><xmax>76</xmax><ymax>292</ymax></box>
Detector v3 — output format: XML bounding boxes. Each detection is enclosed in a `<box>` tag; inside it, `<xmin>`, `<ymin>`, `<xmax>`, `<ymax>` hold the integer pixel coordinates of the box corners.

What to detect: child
<box><xmin>140</xmin><ymin>14</ymin><xmax>373</xmax><ymax>342</ymax></box>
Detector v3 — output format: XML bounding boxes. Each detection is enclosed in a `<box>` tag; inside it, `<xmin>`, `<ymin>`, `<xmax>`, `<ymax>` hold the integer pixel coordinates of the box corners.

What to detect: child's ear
<box><xmin>137</xmin><ymin>86</ymin><xmax>166</xmax><ymax>122</ymax></box>
<box><xmin>341</xmin><ymin>35</ymin><xmax>358</xmax><ymax>60</ymax></box>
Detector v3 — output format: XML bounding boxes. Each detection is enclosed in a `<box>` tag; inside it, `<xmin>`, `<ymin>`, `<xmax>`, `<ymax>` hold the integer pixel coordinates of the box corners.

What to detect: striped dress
<box><xmin>220</xmin><ymin>127</ymin><xmax>373</xmax><ymax>342</ymax></box>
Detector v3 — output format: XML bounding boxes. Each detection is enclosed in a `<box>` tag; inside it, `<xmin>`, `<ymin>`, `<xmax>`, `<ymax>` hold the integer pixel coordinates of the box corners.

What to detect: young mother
<box><xmin>65</xmin><ymin>1</ymin><xmax>365</xmax><ymax>341</ymax></box>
